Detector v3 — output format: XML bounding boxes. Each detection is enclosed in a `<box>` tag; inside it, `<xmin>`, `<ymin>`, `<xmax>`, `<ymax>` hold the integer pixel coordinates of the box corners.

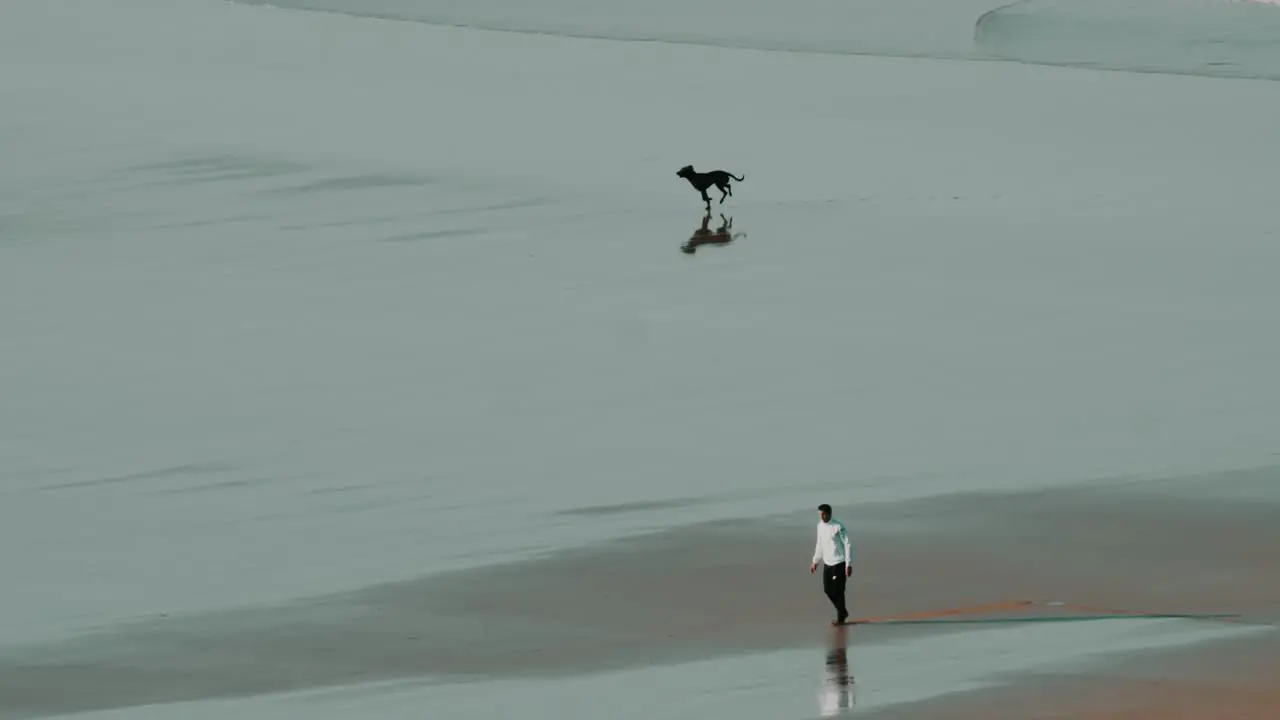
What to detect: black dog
<box><xmin>677</xmin><ymin>165</ymin><xmax>745</xmax><ymax>209</ymax></box>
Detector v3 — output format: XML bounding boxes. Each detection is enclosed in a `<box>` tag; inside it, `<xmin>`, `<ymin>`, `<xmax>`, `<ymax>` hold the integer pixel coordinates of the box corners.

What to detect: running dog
<box><xmin>677</xmin><ymin>165</ymin><xmax>745</xmax><ymax>209</ymax></box>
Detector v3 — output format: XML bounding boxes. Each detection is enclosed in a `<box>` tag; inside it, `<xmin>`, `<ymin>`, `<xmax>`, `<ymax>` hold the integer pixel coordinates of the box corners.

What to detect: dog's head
<box><xmin>676</xmin><ymin>165</ymin><xmax>695</xmax><ymax>179</ymax></box>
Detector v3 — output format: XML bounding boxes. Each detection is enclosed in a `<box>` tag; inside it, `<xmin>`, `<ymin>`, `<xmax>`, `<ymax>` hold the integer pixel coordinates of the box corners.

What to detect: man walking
<box><xmin>809</xmin><ymin>503</ymin><xmax>852</xmax><ymax>625</ymax></box>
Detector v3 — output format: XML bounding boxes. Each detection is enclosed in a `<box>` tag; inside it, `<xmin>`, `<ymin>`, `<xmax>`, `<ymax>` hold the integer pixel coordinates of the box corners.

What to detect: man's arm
<box><xmin>810</xmin><ymin>526</ymin><xmax>822</xmax><ymax>572</ymax></box>
<box><xmin>839</xmin><ymin>524</ymin><xmax>852</xmax><ymax>575</ymax></box>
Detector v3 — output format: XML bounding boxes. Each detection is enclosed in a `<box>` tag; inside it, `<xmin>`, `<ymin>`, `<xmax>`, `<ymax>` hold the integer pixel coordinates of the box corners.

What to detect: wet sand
<box><xmin>1</xmin><ymin>468</ymin><xmax>1277</xmax><ymax>718</ymax></box>
<box><xmin>867</xmin><ymin>631</ymin><xmax>1280</xmax><ymax>719</ymax></box>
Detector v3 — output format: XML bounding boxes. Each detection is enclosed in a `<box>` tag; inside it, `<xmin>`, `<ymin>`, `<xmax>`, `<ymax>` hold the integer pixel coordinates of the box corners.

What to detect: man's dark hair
<box><xmin>818</xmin><ymin>503</ymin><xmax>832</xmax><ymax>514</ymax></box>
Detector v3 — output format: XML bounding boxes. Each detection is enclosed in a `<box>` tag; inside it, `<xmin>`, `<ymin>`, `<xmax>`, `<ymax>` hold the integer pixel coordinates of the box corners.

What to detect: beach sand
<box><xmin>3</xmin><ymin>469</ymin><xmax>1275</xmax><ymax>718</ymax></box>
<box><xmin>5</xmin><ymin>1</ymin><xmax>1280</xmax><ymax>717</ymax></box>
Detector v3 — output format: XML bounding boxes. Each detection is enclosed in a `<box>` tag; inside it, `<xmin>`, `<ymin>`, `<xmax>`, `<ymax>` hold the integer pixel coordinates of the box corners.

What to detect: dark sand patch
<box><xmin>378</xmin><ymin>227</ymin><xmax>489</xmax><ymax>242</ymax></box>
<box><xmin>555</xmin><ymin>495</ymin><xmax>713</xmax><ymax>516</ymax></box>
<box><xmin>123</xmin><ymin>154</ymin><xmax>310</xmax><ymax>185</ymax></box>
<box><xmin>35</xmin><ymin>463</ymin><xmax>235</xmax><ymax>493</ymax></box>
<box><xmin>263</xmin><ymin>173</ymin><xmax>435</xmax><ymax>195</ymax></box>
<box><xmin>1</xmin><ymin>476</ymin><xmax>1276</xmax><ymax>718</ymax></box>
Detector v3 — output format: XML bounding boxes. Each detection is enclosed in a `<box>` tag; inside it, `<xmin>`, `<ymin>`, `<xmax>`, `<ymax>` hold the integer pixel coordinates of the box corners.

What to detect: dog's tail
<box><xmin>730</xmin><ymin>173</ymin><xmax>745</xmax><ymax>182</ymax></box>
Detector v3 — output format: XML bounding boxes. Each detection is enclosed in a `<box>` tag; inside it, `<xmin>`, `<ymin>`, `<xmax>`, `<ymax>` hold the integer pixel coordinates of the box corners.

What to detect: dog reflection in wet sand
<box><xmin>681</xmin><ymin>212</ymin><xmax>744</xmax><ymax>255</ymax></box>
<box><xmin>819</xmin><ymin>625</ymin><xmax>856</xmax><ymax>717</ymax></box>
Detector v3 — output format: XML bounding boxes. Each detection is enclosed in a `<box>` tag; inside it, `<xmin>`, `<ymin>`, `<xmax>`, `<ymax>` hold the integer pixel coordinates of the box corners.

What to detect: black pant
<box><xmin>822</xmin><ymin>562</ymin><xmax>848</xmax><ymax>620</ymax></box>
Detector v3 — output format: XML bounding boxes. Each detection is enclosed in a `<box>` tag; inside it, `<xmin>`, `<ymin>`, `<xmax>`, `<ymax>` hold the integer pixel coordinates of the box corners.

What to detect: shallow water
<box><xmin>976</xmin><ymin>0</ymin><xmax>1280</xmax><ymax>80</ymax></box>
<box><xmin>33</xmin><ymin>618</ymin><xmax>1273</xmax><ymax>720</ymax></box>
<box><xmin>238</xmin><ymin>0</ymin><xmax>1280</xmax><ymax>79</ymax></box>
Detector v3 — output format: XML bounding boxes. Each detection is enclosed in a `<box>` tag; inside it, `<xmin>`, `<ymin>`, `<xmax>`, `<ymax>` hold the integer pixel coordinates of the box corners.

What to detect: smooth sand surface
<box><xmin>8</xmin><ymin>0</ymin><xmax>1280</xmax><ymax>647</ymax></box>
<box><xmin>2</xmin><ymin>469</ymin><xmax>1275</xmax><ymax>718</ymax></box>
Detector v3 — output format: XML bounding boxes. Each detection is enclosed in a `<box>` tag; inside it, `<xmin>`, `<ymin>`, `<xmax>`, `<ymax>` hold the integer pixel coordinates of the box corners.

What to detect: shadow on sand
<box><xmin>681</xmin><ymin>211</ymin><xmax>745</xmax><ymax>255</ymax></box>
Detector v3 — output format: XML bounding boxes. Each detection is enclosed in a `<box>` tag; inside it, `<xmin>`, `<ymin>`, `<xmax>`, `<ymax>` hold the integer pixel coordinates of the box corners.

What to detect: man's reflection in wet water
<box><xmin>819</xmin><ymin>625</ymin><xmax>856</xmax><ymax>716</ymax></box>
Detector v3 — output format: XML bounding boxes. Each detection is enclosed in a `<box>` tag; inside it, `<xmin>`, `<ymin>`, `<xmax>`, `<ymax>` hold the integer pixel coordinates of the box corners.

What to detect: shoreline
<box><xmin>2</xmin><ymin>474</ymin><xmax>1275</xmax><ymax>718</ymax></box>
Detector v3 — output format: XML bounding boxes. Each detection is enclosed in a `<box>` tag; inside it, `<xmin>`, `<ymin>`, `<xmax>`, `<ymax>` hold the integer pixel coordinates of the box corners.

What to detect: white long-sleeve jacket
<box><xmin>813</xmin><ymin>518</ymin><xmax>852</xmax><ymax>566</ymax></box>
